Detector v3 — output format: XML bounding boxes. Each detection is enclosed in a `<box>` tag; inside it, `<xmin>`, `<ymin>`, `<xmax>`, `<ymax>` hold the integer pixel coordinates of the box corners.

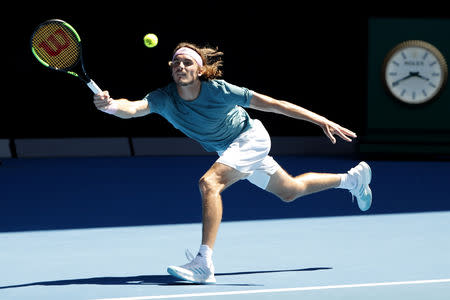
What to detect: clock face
<box><xmin>383</xmin><ymin>41</ymin><xmax>447</xmax><ymax>104</ymax></box>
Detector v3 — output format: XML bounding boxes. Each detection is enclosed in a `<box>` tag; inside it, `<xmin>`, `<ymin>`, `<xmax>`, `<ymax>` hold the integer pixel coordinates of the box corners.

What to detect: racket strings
<box><xmin>31</xmin><ymin>22</ymin><xmax>81</xmax><ymax>70</ymax></box>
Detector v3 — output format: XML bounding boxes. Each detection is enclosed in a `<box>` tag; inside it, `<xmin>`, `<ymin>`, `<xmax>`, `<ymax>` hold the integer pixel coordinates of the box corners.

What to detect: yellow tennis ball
<box><xmin>144</xmin><ymin>33</ymin><xmax>158</xmax><ymax>48</ymax></box>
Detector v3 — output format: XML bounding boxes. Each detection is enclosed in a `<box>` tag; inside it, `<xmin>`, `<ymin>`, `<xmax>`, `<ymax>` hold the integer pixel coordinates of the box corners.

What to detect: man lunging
<box><xmin>93</xmin><ymin>43</ymin><xmax>372</xmax><ymax>284</ymax></box>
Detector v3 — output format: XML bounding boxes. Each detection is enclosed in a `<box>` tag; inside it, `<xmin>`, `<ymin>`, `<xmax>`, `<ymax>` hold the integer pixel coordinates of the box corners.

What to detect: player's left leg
<box><xmin>265</xmin><ymin>167</ymin><xmax>341</xmax><ymax>202</ymax></box>
<box><xmin>265</xmin><ymin>161</ymin><xmax>372</xmax><ymax>211</ymax></box>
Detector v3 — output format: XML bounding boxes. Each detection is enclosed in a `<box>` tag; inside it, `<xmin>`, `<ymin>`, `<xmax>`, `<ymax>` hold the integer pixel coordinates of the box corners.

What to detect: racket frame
<box><xmin>30</xmin><ymin>19</ymin><xmax>102</xmax><ymax>94</ymax></box>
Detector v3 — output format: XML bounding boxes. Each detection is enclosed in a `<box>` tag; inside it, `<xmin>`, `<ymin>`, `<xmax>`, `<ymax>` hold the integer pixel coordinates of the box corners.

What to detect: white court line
<box><xmin>93</xmin><ymin>278</ymin><xmax>450</xmax><ymax>300</ymax></box>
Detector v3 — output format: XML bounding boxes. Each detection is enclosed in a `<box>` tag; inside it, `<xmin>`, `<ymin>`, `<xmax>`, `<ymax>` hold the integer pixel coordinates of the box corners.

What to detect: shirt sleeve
<box><xmin>220</xmin><ymin>80</ymin><xmax>254</xmax><ymax>108</ymax></box>
<box><xmin>143</xmin><ymin>88</ymin><xmax>168</xmax><ymax>114</ymax></box>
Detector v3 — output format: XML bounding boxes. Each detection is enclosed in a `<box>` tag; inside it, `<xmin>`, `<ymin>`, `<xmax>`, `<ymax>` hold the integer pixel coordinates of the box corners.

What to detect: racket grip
<box><xmin>87</xmin><ymin>80</ymin><xmax>102</xmax><ymax>94</ymax></box>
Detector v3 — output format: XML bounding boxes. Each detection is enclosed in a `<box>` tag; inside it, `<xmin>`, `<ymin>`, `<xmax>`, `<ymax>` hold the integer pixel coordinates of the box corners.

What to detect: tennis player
<box><xmin>93</xmin><ymin>42</ymin><xmax>372</xmax><ymax>284</ymax></box>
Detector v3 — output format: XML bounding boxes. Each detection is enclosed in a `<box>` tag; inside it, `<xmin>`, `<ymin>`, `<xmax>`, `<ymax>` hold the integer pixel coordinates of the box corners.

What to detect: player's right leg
<box><xmin>167</xmin><ymin>162</ymin><xmax>246</xmax><ymax>284</ymax></box>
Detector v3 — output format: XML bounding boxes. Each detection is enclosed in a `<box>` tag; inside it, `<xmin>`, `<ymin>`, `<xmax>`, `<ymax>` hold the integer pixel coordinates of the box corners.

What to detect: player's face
<box><xmin>171</xmin><ymin>54</ymin><xmax>201</xmax><ymax>86</ymax></box>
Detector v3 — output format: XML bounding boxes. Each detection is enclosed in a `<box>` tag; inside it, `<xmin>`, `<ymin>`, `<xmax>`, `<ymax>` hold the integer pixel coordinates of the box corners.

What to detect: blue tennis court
<box><xmin>1</xmin><ymin>212</ymin><xmax>450</xmax><ymax>300</ymax></box>
<box><xmin>1</xmin><ymin>156</ymin><xmax>449</xmax><ymax>299</ymax></box>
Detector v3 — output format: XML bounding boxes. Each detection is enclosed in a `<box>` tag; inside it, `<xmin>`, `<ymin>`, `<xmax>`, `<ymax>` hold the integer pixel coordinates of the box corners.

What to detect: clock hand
<box><xmin>392</xmin><ymin>73</ymin><xmax>414</xmax><ymax>87</ymax></box>
<box><xmin>408</xmin><ymin>71</ymin><xmax>429</xmax><ymax>81</ymax></box>
<box><xmin>392</xmin><ymin>72</ymin><xmax>429</xmax><ymax>87</ymax></box>
<box><xmin>415</xmin><ymin>73</ymin><xmax>430</xmax><ymax>81</ymax></box>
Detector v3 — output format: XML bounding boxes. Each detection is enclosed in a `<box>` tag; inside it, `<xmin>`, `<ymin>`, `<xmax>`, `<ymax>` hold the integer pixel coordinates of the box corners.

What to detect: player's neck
<box><xmin>177</xmin><ymin>80</ymin><xmax>202</xmax><ymax>101</ymax></box>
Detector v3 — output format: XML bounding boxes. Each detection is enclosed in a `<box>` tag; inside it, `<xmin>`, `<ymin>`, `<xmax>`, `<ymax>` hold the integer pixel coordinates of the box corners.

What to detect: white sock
<box><xmin>337</xmin><ymin>173</ymin><xmax>357</xmax><ymax>190</ymax></box>
<box><xmin>197</xmin><ymin>245</ymin><xmax>213</xmax><ymax>264</ymax></box>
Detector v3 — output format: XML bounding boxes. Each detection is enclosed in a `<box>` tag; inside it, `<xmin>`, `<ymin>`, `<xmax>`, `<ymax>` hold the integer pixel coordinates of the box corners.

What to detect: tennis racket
<box><xmin>30</xmin><ymin>19</ymin><xmax>102</xmax><ymax>94</ymax></box>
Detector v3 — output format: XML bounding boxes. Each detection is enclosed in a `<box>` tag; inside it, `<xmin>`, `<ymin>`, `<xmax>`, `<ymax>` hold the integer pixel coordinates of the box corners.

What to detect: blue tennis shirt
<box><xmin>144</xmin><ymin>80</ymin><xmax>254</xmax><ymax>152</ymax></box>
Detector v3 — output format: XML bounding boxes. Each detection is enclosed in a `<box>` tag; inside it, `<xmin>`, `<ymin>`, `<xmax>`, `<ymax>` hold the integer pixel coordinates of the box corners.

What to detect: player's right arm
<box><xmin>93</xmin><ymin>91</ymin><xmax>150</xmax><ymax>119</ymax></box>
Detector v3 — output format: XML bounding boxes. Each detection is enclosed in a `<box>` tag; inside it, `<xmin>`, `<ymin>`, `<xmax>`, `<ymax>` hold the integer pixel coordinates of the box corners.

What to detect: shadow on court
<box><xmin>0</xmin><ymin>267</ymin><xmax>332</xmax><ymax>289</ymax></box>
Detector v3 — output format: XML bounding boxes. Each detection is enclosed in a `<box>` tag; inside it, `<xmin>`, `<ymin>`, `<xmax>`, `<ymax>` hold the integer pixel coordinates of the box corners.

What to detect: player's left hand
<box><xmin>321</xmin><ymin>119</ymin><xmax>357</xmax><ymax>144</ymax></box>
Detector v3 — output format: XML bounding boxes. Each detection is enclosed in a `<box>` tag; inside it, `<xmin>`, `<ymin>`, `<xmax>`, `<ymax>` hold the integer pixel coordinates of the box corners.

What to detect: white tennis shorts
<box><xmin>216</xmin><ymin>119</ymin><xmax>280</xmax><ymax>189</ymax></box>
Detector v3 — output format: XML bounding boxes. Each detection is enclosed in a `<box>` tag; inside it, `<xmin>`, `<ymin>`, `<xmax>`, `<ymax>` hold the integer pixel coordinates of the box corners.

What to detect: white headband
<box><xmin>172</xmin><ymin>47</ymin><xmax>203</xmax><ymax>67</ymax></box>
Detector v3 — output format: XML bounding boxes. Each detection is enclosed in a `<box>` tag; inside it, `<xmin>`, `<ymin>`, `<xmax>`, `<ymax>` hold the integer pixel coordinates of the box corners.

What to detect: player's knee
<box><xmin>199</xmin><ymin>175</ymin><xmax>219</xmax><ymax>196</ymax></box>
<box><xmin>275</xmin><ymin>182</ymin><xmax>307</xmax><ymax>203</ymax></box>
<box><xmin>278</xmin><ymin>192</ymin><xmax>297</xmax><ymax>203</ymax></box>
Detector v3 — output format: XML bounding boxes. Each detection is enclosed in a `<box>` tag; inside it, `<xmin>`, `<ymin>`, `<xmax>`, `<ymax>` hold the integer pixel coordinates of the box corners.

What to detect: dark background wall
<box><xmin>7</xmin><ymin>4</ymin><xmax>371</xmax><ymax>139</ymax></box>
<box><xmin>2</xmin><ymin>4</ymin><xmax>449</xmax><ymax>232</ymax></box>
<box><xmin>4</xmin><ymin>4</ymin><xmax>449</xmax><ymax>157</ymax></box>
<box><xmin>2</xmin><ymin>156</ymin><xmax>449</xmax><ymax>232</ymax></box>
<box><xmin>363</xmin><ymin>17</ymin><xmax>450</xmax><ymax>157</ymax></box>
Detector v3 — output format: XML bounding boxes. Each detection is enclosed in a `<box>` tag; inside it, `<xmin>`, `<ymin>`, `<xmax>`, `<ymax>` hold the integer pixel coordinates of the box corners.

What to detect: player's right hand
<box><xmin>93</xmin><ymin>90</ymin><xmax>112</xmax><ymax>111</ymax></box>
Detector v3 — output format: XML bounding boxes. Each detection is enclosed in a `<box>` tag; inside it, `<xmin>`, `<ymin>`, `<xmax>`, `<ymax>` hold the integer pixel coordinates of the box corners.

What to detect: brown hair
<box><xmin>170</xmin><ymin>42</ymin><xmax>224</xmax><ymax>80</ymax></box>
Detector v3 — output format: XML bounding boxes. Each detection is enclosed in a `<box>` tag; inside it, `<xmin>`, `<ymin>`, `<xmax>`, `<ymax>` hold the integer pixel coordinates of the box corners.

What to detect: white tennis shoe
<box><xmin>167</xmin><ymin>250</ymin><xmax>216</xmax><ymax>284</ymax></box>
<box><xmin>348</xmin><ymin>161</ymin><xmax>372</xmax><ymax>211</ymax></box>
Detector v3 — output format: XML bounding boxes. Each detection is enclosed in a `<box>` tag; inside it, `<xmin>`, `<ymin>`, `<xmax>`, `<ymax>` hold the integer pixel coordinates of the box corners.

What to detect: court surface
<box><xmin>1</xmin><ymin>156</ymin><xmax>449</xmax><ymax>299</ymax></box>
<box><xmin>1</xmin><ymin>212</ymin><xmax>449</xmax><ymax>300</ymax></box>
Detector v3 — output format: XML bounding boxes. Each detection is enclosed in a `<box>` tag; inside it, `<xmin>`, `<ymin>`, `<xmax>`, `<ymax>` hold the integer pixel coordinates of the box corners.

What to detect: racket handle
<box><xmin>87</xmin><ymin>79</ymin><xmax>102</xmax><ymax>94</ymax></box>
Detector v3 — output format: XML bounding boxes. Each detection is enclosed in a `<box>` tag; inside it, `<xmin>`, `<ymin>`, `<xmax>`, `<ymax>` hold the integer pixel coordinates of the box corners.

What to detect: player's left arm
<box><xmin>248</xmin><ymin>92</ymin><xmax>357</xmax><ymax>144</ymax></box>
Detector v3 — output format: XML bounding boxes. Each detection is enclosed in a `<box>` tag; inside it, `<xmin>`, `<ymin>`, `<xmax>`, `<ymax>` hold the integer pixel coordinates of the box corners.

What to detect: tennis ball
<box><xmin>144</xmin><ymin>33</ymin><xmax>158</xmax><ymax>48</ymax></box>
